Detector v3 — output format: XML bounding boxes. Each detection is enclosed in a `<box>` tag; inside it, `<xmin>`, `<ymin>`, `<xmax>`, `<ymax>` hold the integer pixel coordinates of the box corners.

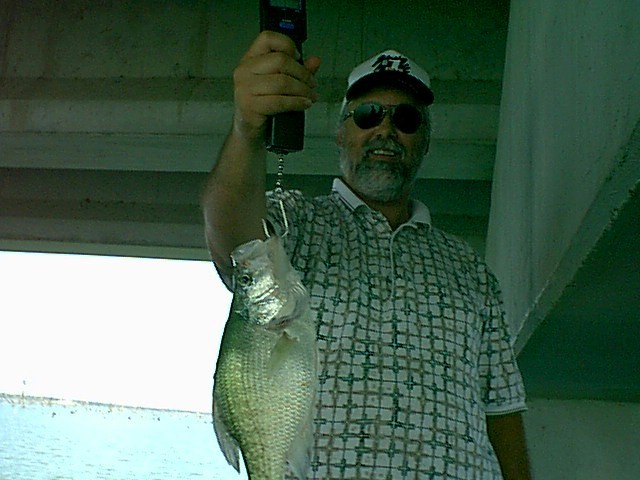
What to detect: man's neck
<box><xmin>340</xmin><ymin>177</ymin><xmax>413</xmax><ymax>229</ymax></box>
<box><xmin>365</xmin><ymin>197</ymin><xmax>412</xmax><ymax>230</ymax></box>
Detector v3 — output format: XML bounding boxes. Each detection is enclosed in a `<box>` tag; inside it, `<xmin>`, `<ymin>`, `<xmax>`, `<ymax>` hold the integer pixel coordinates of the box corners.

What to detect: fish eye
<box><xmin>237</xmin><ymin>274</ymin><xmax>253</xmax><ymax>287</ymax></box>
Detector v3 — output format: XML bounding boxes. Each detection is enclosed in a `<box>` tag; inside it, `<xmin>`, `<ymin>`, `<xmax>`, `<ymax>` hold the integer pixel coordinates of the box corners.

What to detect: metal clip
<box><xmin>262</xmin><ymin>154</ymin><xmax>290</xmax><ymax>239</ymax></box>
<box><xmin>262</xmin><ymin>198</ymin><xmax>289</xmax><ymax>239</ymax></box>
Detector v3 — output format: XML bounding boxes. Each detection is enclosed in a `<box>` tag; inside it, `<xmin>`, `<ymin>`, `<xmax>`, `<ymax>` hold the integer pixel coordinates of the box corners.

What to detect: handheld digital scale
<box><xmin>260</xmin><ymin>0</ymin><xmax>308</xmax><ymax>155</ymax></box>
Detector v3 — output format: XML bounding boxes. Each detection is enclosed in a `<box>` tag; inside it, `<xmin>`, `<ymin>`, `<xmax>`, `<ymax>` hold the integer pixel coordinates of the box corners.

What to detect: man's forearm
<box><xmin>486</xmin><ymin>412</ymin><xmax>532</xmax><ymax>479</ymax></box>
<box><xmin>202</xmin><ymin>127</ymin><xmax>268</xmax><ymax>277</ymax></box>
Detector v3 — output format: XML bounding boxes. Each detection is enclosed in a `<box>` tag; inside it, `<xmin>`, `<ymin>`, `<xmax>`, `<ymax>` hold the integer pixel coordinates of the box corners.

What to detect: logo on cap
<box><xmin>372</xmin><ymin>54</ymin><xmax>411</xmax><ymax>75</ymax></box>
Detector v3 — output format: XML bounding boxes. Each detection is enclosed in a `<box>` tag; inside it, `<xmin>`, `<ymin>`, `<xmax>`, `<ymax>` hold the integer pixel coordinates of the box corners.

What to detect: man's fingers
<box><xmin>240</xmin><ymin>50</ymin><xmax>316</xmax><ymax>89</ymax></box>
<box><xmin>248</xmin><ymin>73</ymin><xmax>315</xmax><ymax>99</ymax></box>
<box><xmin>242</xmin><ymin>31</ymin><xmax>300</xmax><ymax>62</ymax></box>
<box><xmin>249</xmin><ymin>94</ymin><xmax>313</xmax><ymax>116</ymax></box>
<box><xmin>238</xmin><ymin>72</ymin><xmax>316</xmax><ymax>118</ymax></box>
<box><xmin>231</xmin><ymin>32</ymin><xmax>319</xmax><ymax>137</ymax></box>
<box><xmin>304</xmin><ymin>55</ymin><xmax>322</xmax><ymax>76</ymax></box>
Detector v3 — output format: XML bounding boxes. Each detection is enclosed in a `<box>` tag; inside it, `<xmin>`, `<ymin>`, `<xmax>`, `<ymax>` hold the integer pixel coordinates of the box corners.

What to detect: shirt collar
<box><xmin>332</xmin><ymin>178</ymin><xmax>432</xmax><ymax>227</ymax></box>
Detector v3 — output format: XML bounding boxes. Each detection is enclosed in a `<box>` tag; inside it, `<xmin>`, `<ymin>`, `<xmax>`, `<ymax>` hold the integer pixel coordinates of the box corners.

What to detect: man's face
<box><xmin>337</xmin><ymin>87</ymin><xmax>431</xmax><ymax>203</ymax></box>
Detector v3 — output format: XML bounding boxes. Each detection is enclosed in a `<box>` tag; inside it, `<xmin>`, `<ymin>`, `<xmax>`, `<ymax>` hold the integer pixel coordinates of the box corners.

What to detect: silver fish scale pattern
<box><xmin>214</xmin><ymin>280</ymin><xmax>317</xmax><ymax>479</ymax></box>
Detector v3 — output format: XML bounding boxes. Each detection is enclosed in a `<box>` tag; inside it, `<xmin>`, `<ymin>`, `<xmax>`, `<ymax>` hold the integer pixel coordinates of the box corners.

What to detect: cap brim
<box><xmin>347</xmin><ymin>72</ymin><xmax>434</xmax><ymax>105</ymax></box>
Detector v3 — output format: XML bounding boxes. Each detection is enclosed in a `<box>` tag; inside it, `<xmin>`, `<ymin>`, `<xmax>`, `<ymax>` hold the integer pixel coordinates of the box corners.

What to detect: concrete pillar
<box><xmin>486</xmin><ymin>0</ymin><xmax>640</xmax><ymax>343</ymax></box>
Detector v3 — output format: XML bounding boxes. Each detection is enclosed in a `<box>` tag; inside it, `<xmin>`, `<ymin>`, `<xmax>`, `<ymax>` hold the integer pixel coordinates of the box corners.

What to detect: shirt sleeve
<box><xmin>478</xmin><ymin>266</ymin><xmax>528</xmax><ymax>415</ymax></box>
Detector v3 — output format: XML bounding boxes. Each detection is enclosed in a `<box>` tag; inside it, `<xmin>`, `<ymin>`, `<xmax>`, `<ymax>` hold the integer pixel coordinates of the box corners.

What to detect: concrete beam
<box><xmin>0</xmin><ymin>78</ymin><xmax>499</xmax><ymax>181</ymax></box>
<box><xmin>0</xmin><ymin>132</ymin><xmax>496</xmax><ymax>181</ymax></box>
<box><xmin>0</xmin><ymin>168</ymin><xmax>491</xmax><ymax>259</ymax></box>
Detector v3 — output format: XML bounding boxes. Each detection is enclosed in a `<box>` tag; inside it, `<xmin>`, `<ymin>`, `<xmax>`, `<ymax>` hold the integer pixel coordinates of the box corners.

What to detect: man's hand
<box><xmin>232</xmin><ymin>31</ymin><xmax>321</xmax><ymax>145</ymax></box>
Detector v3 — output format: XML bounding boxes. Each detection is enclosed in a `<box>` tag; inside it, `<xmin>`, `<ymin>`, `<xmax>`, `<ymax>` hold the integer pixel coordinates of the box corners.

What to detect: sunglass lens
<box><xmin>353</xmin><ymin>103</ymin><xmax>385</xmax><ymax>130</ymax></box>
<box><xmin>392</xmin><ymin>104</ymin><xmax>422</xmax><ymax>134</ymax></box>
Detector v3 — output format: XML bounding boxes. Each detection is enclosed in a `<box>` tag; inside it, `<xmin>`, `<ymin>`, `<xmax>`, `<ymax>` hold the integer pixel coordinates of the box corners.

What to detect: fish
<box><xmin>212</xmin><ymin>235</ymin><xmax>318</xmax><ymax>480</ymax></box>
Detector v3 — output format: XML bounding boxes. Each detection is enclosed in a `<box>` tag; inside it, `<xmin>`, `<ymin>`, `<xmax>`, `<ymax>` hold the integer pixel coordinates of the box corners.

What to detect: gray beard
<box><xmin>339</xmin><ymin>137</ymin><xmax>422</xmax><ymax>202</ymax></box>
<box><xmin>341</xmin><ymin>151</ymin><xmax>421</xmax><ymax>202</ymax></box>
<box><xmin>344</xmin><ymin>158</ymin><xmax>410</xmax><ymax>202</ymax></box>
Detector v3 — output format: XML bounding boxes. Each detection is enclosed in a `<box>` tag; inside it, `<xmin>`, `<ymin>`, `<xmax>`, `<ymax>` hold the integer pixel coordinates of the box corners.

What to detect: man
<box><xmin>203</xmin><ymin>31</ymin><xmax>532</xmax><ymax>480</ymax></box>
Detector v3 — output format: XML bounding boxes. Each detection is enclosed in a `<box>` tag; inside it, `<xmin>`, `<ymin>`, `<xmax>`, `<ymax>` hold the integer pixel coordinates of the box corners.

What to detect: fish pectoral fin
<box><xmin>267</xmin><ymin>332</ymin><xmax>297</xmax><ymax>375</ymax></box>
<box><xmin>212</xmin><ymin>389</ymin><xmax>241</xmax><ymax>473</ymax></box>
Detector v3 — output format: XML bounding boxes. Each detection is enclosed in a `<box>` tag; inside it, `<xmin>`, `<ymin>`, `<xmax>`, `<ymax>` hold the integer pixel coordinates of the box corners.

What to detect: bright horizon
<box><xmin>0</xmin><ymin>250</ymin><xmax>232</xmax><ymax>413</ymax></box>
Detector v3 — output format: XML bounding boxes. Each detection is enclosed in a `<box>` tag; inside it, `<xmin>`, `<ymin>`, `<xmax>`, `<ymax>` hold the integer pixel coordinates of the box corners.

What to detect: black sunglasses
<box><xmin>344</xmin><ymin>102</ymin><xmax>424</xmax><ymax>134</ymax></box>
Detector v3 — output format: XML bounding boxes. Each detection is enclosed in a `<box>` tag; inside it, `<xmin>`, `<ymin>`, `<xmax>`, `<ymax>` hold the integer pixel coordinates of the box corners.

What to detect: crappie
<box><xmin>212</xmin><ymin>235</ymin><xmax>317</xmax><ymax>480</ymax></box>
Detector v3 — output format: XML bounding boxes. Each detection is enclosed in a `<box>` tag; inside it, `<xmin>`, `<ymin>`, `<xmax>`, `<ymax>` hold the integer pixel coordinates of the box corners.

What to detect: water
<box><xmin>0</xmin><ymin>397</ymin><xmax>244</xmax><ymax>480</ymax></box>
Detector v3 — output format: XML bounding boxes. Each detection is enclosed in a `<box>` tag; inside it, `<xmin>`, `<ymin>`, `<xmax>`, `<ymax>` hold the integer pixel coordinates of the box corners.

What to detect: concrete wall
<box><xmin>525</xmin><ymin>399</ymin><xmax>640</xmax><ymax>479</ymax></box>
<box><xmin>487</xmin><ymin>3</ymin><xmax>640</xmax><ymax>477</ymax></box>
<box><xmin>486</xmin><ymin>0</ymin><xmax>640</xmax><ymax>341</ymax></box>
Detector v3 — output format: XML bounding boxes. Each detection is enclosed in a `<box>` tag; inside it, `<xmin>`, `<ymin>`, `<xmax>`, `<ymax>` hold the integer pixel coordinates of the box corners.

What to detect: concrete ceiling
<box><xmin>0</xmin><ymin>0</ymin><xmax>638</xmax><ymax>402</ymax></box>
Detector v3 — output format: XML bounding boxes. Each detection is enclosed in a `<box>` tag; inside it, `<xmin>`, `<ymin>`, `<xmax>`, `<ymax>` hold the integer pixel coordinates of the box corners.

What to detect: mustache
<box><xmin>363</xmin><ymin>138</ymin><xmax>406</xmax><ymax>157</ymax></box>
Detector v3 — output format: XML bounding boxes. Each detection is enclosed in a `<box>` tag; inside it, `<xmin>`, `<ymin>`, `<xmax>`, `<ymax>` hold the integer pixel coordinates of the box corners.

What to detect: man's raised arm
<box><xmin>201</xmin><ymin>31</ymin><xmax>320</xmax><ymax>280</ymax></box>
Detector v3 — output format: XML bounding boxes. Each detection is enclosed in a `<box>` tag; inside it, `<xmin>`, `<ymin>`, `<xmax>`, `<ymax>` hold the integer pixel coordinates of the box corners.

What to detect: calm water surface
<box><xmin>0</xmin><ymin>397</ymin><xmax>243</xmax><ymax>480</ymax></box>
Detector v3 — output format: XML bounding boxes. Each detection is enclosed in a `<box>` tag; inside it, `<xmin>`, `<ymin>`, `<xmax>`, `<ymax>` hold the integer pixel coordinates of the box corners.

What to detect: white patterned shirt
<box><xmin>264</xmin><ymin>179</ymin><xmax>526</xmax><ymax>480</ymax></box>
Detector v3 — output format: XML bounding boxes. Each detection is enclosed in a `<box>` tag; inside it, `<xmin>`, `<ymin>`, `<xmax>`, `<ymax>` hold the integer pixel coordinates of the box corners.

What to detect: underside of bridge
<box><xmin>1</xmin><ymin>1</ymin><xmax>638</xmax><ymax>402</ymax></box>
